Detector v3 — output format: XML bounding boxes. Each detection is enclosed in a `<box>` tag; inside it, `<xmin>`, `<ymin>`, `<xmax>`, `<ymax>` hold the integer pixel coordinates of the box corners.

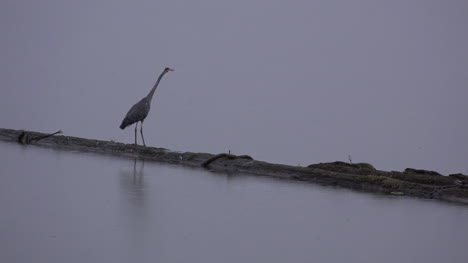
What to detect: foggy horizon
<box><xmin>1</xmin><ymin>0</ymin><xmax>467</xmax><ymax>174</ymax></box>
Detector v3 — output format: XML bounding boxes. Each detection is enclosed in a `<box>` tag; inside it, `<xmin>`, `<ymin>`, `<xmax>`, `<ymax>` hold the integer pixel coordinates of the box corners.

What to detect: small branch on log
<box><xmin>201</xmin><ymin>153</ymin><xmax>253</xmax><ymax>168</ymax></box>
<box><xmin>18</xmin><ymin>130</ymin><xmax>62</xmax><ymax>145</ymax></box>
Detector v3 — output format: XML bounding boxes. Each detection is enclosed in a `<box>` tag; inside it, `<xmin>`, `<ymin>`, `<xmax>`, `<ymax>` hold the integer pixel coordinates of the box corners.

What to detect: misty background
<box><xmin>1</xmin><ymin>0</ymin><xmax>467</xmax><ymax>174</ymax></box>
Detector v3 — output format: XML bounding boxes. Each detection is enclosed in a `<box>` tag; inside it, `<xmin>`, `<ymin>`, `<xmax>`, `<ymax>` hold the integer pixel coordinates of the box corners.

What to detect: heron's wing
<box><xmin>125</xmin><ymin>99</ymin><xmax>150</xmax><ymax>121</ymax></box>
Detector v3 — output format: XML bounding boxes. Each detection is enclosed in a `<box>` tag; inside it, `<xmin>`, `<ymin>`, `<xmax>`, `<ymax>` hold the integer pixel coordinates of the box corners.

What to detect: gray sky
<box><xmin>1</xmin><ymin>0</ymin><xmax>467</xmax><ymax>174</ymax></box>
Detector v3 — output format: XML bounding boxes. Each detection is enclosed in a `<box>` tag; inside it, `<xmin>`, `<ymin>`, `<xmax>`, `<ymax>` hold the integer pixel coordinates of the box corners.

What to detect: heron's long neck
<box><xmin>146</xmin><ymin>71</ymin><xmax>166</xmax><ymax>102</ymax></box>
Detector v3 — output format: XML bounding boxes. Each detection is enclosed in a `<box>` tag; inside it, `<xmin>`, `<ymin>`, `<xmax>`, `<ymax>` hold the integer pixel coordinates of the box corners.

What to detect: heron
<box><xmin>120</xmin><ymin>67</ymin><xmax>174</xmax><ymax>146</ymax></box>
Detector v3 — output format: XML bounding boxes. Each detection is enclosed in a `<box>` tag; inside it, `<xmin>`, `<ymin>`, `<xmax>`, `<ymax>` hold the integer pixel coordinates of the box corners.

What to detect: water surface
<box><xmin>1</xmin><ymin>142</ymin><xmax>467</xmax><ymax>263</ymax></box>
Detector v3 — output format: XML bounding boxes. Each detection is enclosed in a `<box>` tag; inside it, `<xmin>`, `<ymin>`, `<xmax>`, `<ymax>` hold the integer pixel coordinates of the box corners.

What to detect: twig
<box><xmin>18</xmin><ymin>130</ymin><xmax>62</xmax><ymax>144</ymax></box>
<box><xmin>201</xmin><ymin>153</ymin><xmax>253</xmax><ymax>168</ymax></box>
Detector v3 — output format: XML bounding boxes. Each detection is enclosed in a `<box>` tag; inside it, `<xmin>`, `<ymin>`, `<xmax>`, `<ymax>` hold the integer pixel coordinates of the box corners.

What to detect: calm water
<box><xmin>1</xmin><ymin>141</ymin><xmax>467</xmax><ymax>263</ymax></box>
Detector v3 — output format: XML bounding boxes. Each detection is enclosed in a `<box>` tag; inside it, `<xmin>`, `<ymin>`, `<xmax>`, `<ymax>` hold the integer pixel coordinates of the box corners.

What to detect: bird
<box><xmin>120</xmin><ymin>67</ymin><xmax>174</xmax><ymax>146</ymax></box>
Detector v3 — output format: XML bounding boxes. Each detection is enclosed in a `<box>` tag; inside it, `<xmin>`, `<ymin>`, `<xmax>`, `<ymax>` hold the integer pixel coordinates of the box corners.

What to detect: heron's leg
<box><xmin>134</xmin><ymin>123</ymin><xmax>138</xmax><ymax>145</ymax></box>
<box><xmin>140</xmin><ymin>121</ymin><xmax>146</xmax><ymax>147</ymax></box>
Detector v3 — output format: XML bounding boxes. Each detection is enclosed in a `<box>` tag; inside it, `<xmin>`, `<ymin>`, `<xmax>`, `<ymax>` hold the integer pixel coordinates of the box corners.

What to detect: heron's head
<box><xmin>164</xmin><ymin>67</ymin><xmax>175</xmax><ymax>73</ymax></box>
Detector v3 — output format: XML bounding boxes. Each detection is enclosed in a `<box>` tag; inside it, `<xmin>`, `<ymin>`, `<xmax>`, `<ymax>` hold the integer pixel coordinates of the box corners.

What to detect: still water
<box><xmin>1</xmin><ymin>142</ymin><xmax>467</xmax><ymax>263</ymax></box>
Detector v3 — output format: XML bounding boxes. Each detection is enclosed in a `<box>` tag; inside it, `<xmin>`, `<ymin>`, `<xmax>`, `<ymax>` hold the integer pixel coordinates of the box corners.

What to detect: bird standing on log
<box><xmin>120</xmin><ymin>67</ymin><xmax>174</xmax><ymax>146</ymax></box>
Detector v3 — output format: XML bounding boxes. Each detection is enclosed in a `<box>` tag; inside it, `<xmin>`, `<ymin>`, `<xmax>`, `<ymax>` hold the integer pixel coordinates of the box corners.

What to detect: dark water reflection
<box><xmin>119</xmin><ymin>159</ymin><xmax>145</xmax><ymax>207</ymax></box>
<box><xmin>1</xmin><ymin>142</ymin><xmax>468</xmax><ymax>263</ymax></box>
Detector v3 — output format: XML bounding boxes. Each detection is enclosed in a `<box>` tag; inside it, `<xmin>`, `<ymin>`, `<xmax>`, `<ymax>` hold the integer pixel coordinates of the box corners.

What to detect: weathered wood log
<box><xmin>1</xmin><ymin>128</ymin><xmax>467</xmax><ymax>205</ymax></box>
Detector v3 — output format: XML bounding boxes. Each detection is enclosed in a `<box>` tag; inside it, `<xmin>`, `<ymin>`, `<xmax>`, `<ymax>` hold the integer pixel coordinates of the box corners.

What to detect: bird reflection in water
<box><xmin>118</xmin><ymin>159</ymin><xmax>154</xmax><ymax>253</ymax></box>
<box><xmin>119</xmin><ymin>158</ymin><xmax>146</xmax><ymax>207</ymax></box>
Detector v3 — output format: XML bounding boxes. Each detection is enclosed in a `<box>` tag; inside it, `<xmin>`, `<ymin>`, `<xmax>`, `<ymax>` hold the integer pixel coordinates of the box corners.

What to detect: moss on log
<box><xmin>1</xmin><ymin>128</ymin><xmax>467</xmax><ymax>205</ymax></box>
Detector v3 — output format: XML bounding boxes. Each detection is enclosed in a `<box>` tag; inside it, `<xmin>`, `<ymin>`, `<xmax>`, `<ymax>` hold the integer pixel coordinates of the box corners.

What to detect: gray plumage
<box><xmin>120</xmin><ymin>67</ymin><xmax>174</xmax><ymax>146</ymax></box>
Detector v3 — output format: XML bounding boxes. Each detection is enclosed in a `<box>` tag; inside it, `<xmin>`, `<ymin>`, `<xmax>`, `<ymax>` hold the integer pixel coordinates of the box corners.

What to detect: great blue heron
<box><xmin>120</xmin><ymin>67</ymin><xmax>174</xmax><ymax>146</ymax></box>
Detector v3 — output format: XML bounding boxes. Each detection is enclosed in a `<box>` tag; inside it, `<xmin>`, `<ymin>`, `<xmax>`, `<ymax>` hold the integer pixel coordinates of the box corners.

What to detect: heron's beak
<box><xmin>168</xmin><ymin>68</ymin><xmax>175</xmax><ymax>72</ymax></box>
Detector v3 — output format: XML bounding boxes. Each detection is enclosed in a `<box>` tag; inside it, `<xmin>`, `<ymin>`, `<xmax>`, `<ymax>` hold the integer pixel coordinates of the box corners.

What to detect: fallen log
<box><xmin>1</xmin><ymin>128</ymin><xmax>467</xmax><ymax>205</ymax></box>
